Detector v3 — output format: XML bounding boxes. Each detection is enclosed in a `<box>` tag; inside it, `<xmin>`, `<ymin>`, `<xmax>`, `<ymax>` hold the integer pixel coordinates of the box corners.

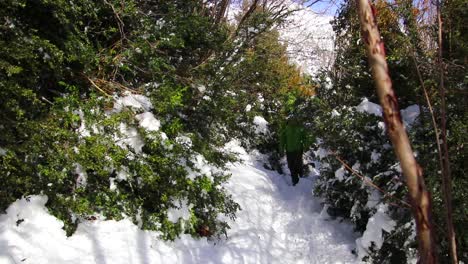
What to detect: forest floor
<box><xmin>0</xmin><ymin>141</ymin><xmax>360</xmax><ymax>264</ymax></box>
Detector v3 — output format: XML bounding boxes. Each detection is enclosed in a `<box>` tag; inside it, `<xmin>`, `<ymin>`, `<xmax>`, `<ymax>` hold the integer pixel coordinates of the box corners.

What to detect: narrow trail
<box><xmin>0</xmin><ymin>143</ymin><xmax>359</xmax><ymax>264</ymax></box>
<box><xmin>219</xmin><ymin>143</ymin><xmax>359</xmax><ymax>263</ymax></box>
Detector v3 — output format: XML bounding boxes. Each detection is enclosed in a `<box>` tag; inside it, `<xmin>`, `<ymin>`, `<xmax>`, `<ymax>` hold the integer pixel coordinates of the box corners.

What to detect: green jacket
<box><xmin>279</xmin><ymin>121</ymin><xmax>306</xmax><ymax>153</ymax></box>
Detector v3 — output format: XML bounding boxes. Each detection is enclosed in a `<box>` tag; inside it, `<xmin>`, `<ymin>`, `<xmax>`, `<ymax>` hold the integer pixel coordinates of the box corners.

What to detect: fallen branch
<box><xmin>85</xmin><ymin>76</ymin><xmax>112</xmax><ymax>97</ymax></box>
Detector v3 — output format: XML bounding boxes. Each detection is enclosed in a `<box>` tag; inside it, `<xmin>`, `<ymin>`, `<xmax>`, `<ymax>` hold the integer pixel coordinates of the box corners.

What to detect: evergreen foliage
<box><xmin>0</xmin><ymin>0</ymin><xmax>300</xmax><ymax>239</ymax></box>
<box><xmin>309</xmin><ymin>1</ymin><xmax>467</xmax><ymax>262</ymax></box>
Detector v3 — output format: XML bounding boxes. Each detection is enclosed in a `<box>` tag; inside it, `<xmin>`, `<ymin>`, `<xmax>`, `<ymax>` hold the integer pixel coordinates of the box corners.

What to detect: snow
<box><xmin>113</xmin><ymin>93</ymin><xmax>153</xmax><ymax>112</ymax></box>
<box><xmin>357</xmin><ymin>99</ymin><xmax>421</xmax><ymax>128</ymax></box>
<box><xmin>175</xmin><ymin>135</ymin><xmax>192</xmax><ymax>148</ymax></box>
<box><xmin>314</xmin><ymin>146</ymin><xmax>331</xmax><ymax>159</ymax></box>
<box><xmin>351</xmin><ymin>162</ymin><xmax>360</xmax><ymax>172</ymax></box>
<box><xmin>400</xmin><ymin>104</ymin><xmax>420</xmax><ymax>127</ymax></box>
<box><xmin>75</xmin><ymin>109</ymin><xmax>91</xmax><ymax>137</ymax></box>
<box><xmin>356</xmin><ymin>98</ymin><xmax>382</xmax><ymax>117</ymax></box>
<box><xmin>185</xmin><ymin>154</ymin><xmax>213</xmax><ymax>180</ymax></box>
<box><xmin>370</xmin><ymin>150</ymin><xmax>381</xmax><ymax>163</ymax></box>
<box><xmin>74</xmin><ymin>164</ymin><xmax>88</xmax><ymax>188</ymax></box>
<box><xmin>196</xmin><ymin>85</ymin><xmax>206</xmax><ymax>93</ymax></box>
<box><xmin>335</xmin><ymin>166</ymin><xmax>346</xmax><ymax>181</ymax></box>
<box><xmin>117</xmin><ymin>123</ymin><xmax>145</xmax><ymax>154</ymax></box>
<box><xmin>0</xmin><ymin>142</ymin><xmax>360</xmax><ymax>264</ymax></box>
<box><xmin>109</xmin><ymin>177</ymin><xmax>117</xmax><ymax>191</ymax></box>
<box><xmin>253</xmin><ymin>116</ymin><xmax>269</xmax><ymax>135</ymax></box>
<box><xmin>365</xmin><ymin>190</ymin><xmax>381</xmax><ymax>209</ymax></box>
<box><xmin>355</xmin><ymin>204</ymin><xmax>396</xmax><ymax>260</ymax></box>
<box><xmin>324</xmin><ymin>77</ymin><xmax>333</xmax><ymax>89</ymax></box>
<box><xmin>104</xmin><ymin>95</ymin><xmax>160</xmax><ymax>157</ymax></box>
<box><xmin>167</xmin><ymin>199</ymin><xmax>193</xmax><ymax>223</ymax></box>
<box><xmin>136</xmin><ymin>112</ymin><xmax>161</xmax><ymax>132</ymax></box>
<box><xmin>377</xmin><ymin>122</ymin><xmax>386</xmax><ymax>135</ymax></box>
<box><xmin>116</xmin><ymin>167</ymin><xmax>130</xmax><ymax>181</ymax></box>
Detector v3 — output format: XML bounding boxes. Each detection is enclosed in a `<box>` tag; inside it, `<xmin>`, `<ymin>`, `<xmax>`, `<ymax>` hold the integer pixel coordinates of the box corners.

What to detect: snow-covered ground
<box><xmin>0</xmin><ymin>141</ymin><xmax>359</xmax><ymax>264</ymax></box>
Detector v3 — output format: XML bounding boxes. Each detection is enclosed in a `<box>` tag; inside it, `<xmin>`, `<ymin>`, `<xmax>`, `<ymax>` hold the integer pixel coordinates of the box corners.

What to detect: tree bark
<box><xmin>355</xmin><ymin>1</ymin><xmax>438</xmax><ymax>263</ymax></box>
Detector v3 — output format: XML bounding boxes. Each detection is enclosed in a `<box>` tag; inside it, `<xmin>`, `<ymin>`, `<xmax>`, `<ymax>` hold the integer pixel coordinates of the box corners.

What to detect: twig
<box><xmin>95</xmin><ymin>78</ymin><xmax>142</xmax><ymax>94</ymax></box>
<box><xmin>410</xmin><ymin>54</ymin><xmax>445</xmax><ymax>179</ymax></box>
<box><xmin>41</xmin><ymin>96</ymin><xmax>54</xmax><ymax>105</ymax></box>
<box><xmin>104</xmin><ymin>0</ymin><xmax>126</xmax><ymax>43</ymax></box>
<box><xmin>331</xmin><ymin>152</ymin><xmax>411</xmax><ymax>208</ymax></box>
<box><xmin>85</xmin><ymin>76</ymin><xmax>112</xmax><ymax>97</ymax></box>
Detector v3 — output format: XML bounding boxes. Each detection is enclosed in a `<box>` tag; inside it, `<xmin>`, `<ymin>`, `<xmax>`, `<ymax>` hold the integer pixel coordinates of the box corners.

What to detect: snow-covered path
<box><xmin>0</xmin><ymin>144</ymin><xmax>359</xmax><ymax>264</ymax></box>
<box><xmin>219</xmin><ymin>144</ymin><xmax>359</xmax><ymax>263</ymax></box>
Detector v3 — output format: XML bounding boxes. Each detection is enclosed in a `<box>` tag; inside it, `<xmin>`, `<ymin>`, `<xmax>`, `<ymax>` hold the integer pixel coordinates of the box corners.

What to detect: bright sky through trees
<box><xmin>305</xmin><ymin>0</ymin><xmax>343</xmax><ymax>15</ymax></box>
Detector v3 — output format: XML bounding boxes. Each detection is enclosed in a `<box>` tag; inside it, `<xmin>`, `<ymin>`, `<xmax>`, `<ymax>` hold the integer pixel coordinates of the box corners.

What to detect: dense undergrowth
<box><xmin>0</xmin><ymin>0</ymin><xmax>304</xmax><ymax>239</ymax></box>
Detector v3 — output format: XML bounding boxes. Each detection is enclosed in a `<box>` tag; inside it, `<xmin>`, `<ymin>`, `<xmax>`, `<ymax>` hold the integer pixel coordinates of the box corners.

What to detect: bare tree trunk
<box><xmin>436</xmin><ymin>1</ymin><xmax>458</xmax><ymax>263</ymax></box>
<box><xmin>355</xmin><ymin>1</ymin><xmax>438</xmax><ymax>263</ymax></box>
<box><xmin>214</xmin><ymin>0</ymin><xmax>231</xmax><ymax>24</ymax></box>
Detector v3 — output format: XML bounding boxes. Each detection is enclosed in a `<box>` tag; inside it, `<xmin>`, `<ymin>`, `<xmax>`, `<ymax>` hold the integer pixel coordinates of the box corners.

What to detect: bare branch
<box><xmin>236</xmin><ymin>0</ymin><xmax>260</xmax><ymax>35</ymax></box>
<box><xmin>85</xmin><ymin>76</ymin><xmax>112</xmax><ymax>98</ymax></box>
<box><xmin>332</xmin><ymin>152</ymin><xmax>412</xmax><ymax>208</ymax></box>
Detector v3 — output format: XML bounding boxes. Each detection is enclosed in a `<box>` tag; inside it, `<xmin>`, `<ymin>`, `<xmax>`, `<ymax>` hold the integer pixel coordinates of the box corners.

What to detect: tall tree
<box><xmin>355</xmin><ymin>0</ymin><xmax>438</xmax><ymax>263</ymax></box>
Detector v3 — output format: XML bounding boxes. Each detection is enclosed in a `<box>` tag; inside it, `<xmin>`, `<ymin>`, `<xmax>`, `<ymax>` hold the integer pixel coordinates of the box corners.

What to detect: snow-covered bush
<box><xmin>310</xmin><ymin>1</ymin><xmax>468</xmax><ymax>261</ymax></box>
<box><xmin>307</xmin><ymin>96</ymin><xmax>419</xmax><ymax>262</ymax></box>
<box><xmin>0</xmin><ymin>0</ymin><xmax>243</xmax><ymax>239</ymax></box>
<box><xmin>0</xmin><ymin>0</ymin><xmax>310</xmax><ymax>242</ymax></box>
<box><xmin>0</xmin><ymin>90</ymin><xmax>240</xmax><ymax>239</ymax></box>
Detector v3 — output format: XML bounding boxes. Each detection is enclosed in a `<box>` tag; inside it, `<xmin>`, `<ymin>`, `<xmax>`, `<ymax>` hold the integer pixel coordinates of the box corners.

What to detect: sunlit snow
<box><xmin>0</xmin><ymin>142</ymin><xmax>360</xmax><ymax>264</ymax></box>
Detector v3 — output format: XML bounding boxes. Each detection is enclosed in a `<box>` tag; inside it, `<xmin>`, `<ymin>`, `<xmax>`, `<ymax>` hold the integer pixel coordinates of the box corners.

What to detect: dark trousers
<box><xmin>286</xmin><ymin>150</ymin><xmax>303</xmax><ymax>185</ymax></box>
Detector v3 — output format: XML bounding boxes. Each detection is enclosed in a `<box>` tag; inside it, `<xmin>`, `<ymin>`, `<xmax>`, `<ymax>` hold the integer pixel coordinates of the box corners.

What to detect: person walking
<box><xmin>279</xmin><ymin>115</ymin><xmax>306</xmax><ymax>186</ymax></box>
